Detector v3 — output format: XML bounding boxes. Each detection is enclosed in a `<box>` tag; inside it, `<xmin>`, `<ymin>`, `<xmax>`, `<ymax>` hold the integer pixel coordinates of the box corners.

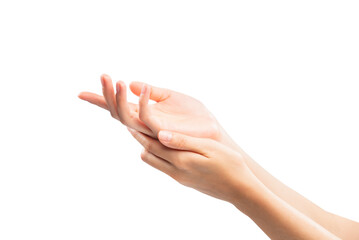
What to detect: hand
<box><xmin>78</xmin><ymin>74</ymin><xmax>225</xmax><ymax>142</ymax></box>
<box><xmin>127</xmin><ymin>128</ymin><xmax>257</xmax><ymax>204</ymax></box>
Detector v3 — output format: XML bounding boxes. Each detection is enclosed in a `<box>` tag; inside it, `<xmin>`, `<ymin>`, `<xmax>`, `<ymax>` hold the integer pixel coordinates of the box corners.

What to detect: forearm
<box><xmin>242</xmin><ymin>155</ymin><xmax>359</xmax><ymax>239</ymax></box>
<box><xmin>219</xmin><ymin>127</ymin><xmax>359</xmax><ymax>239</ymax></box>
<box><xmin>232</xmin><ymin>178</ymin><xmax>340</xmax><ymax>240</ymax></box>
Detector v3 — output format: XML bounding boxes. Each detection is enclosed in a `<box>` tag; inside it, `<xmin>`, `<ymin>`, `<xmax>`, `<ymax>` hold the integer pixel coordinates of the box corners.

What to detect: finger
<box><xmin>115</xmin><ymin>82</ymin><xmax>154</xmax><ymax>136</ymax></box>
<box><xmin>101</xmin><ymin>74</ymin><xmax>120</xmax><ymax>120</ymax></box>
<box><xmin>78</xmin><ymin>92</ymin><xmax>109</xmax><ymax>110</ymax></box>
<box><xmin>130</xmin><ymin>81</ymin><xmax>170</xmax><ymax>102</ymax></box>
<box><xmin>140</xmin><ymin>149</ymin><xmax>176</xmax><ymax>177</ymax></box>
<box><xmin>138</xmin><ymin>84</ymin><xmax>152</xmax><ymax>124</ymax></box>
<box><xmin>158</xmin><ymin>131</ymin><xmax>215</xmax><ymax>155</ymax></box>
<box><xmin>115</xmin><ymin>81</ymin><xmax>132</xmax><ymax>124</ymax></box>
<box><xmin>128</xmin><ymin>127</ymin><xmax>172</xmax><ymax>159</ymax></box>
<box><xmin>78</xmin><ymin>92</ymin><xmax>138</xmax><ymax>113</ymax></box>
<box><xmin>128</xmin><ymin>128</ymin><xmax>200</xmax><ymax>166</ymax></box>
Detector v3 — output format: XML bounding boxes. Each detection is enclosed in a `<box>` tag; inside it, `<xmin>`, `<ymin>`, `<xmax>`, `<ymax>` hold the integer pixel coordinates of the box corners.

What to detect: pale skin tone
<box><xmin>79</xmin><ymin>74</ymin><xmax>359</xmax><ymax>239</ymax></box>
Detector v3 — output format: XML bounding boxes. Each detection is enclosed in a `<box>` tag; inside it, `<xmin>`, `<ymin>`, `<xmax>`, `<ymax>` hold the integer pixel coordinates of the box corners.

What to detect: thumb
<box><xmin>158</xmin><ymin>131</ymin><xmax>214</xmax><ymax>155</ymax></box>
<box><xmin>129</xmin><ymin>81</ymin><xmax>170</xmax><ymax>102</ymax></box>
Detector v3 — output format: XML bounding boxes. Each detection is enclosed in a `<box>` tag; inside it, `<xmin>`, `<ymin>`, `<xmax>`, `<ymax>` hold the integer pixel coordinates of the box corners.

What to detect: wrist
<box><xmin>229</xmin><ymin>170</ymin><xmax>267</xmax><ymax>213</ymax></box>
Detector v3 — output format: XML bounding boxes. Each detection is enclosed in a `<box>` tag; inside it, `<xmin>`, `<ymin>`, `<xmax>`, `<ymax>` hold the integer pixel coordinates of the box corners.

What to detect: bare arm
<box><xmin>220</xmin><ymin>127</ymin><xmax>359</xmax><ymax>239</ymax></box>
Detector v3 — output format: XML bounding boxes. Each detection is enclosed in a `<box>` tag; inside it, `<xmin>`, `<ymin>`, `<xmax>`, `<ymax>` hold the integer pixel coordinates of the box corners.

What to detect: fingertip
<box><xmin>129</xmin><ymin>81</ymin><xmax>144</xmax><ymax>96</ymax></box>
<box><xmin>130</xmin><ymin>81</ymin><xmax>143</xmax><ymax>87</ymax></box>
<box><xmin>119</xmin><ymin>81</ymin><xmax>127</xmax><ymax>90</ymax></box>
<box><xmin>101</xmin><ymin>73</ymin><xmax>110</xmax><ymax>79</ymax></box>
<box><xmin>100</xmin><ymin>74</ymin><xmax>105</xmax><ymax>85</ymax></box>
<box><xmin>101</xmin><ymin>74</ymin><xmax>111</xmax><ymax>85</ymax></box>
<box><xmin>140</xmin><ymin>148</ymin><xmax>148</xmax><ymax>161</ymax></box>
<box><xmin>78</xmin><ymin>92</ymin><xmax>90</xmax><ymax>100</ymax></box>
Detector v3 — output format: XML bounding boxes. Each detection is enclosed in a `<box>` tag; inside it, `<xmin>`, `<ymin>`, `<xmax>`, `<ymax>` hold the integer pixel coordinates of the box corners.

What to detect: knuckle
<box><xmin>174</xmin><ymin>155</ymin><xmax>190</xmax><ymax>170</ymax></box>
<box><xmin>174</xmin><ymin>153</ymin><xmax>203</xmax><ymax>170</ymax></box>
<box><xmin>173</xmin><ymin>155</ymin><xmax>184</xmax><ymax>168</ymax></box>
<box><xmin>173</xmin><ymin>159</ymin><xmax>183</xmax><ymax>169</ymax></box>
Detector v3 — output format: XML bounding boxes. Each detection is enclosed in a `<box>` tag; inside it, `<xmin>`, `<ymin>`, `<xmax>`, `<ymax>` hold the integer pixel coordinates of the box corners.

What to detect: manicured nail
<box><xmin>140</xmin><ymin>84</ymin><xmax>147</xmax><ymax>96</ymax></box>
<box><xmin>159</xmin><ymin>131</ymin><xmax>172</xmax><ymax>142</ymax></box>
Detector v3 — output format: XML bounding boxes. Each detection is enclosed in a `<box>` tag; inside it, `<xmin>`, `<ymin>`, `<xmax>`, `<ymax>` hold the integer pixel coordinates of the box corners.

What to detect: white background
<box><xmin>0</xmin><ymin>1</ymin><xmax>358</xmax><ymax>239</ymax></box>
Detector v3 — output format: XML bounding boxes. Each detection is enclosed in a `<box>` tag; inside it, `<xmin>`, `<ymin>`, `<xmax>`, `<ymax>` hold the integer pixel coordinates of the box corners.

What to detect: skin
<box><xmin>78</xmin><ymin>74</ymin><xmax>359</xmax><ymax>239</ymax></box>
<box><xmin>127</xmin><ymin>129</ymin><xmax>339</xmax><ymax>239</ymax></box>
<box><xmin>79</xmin><ymin>75</ymin><xmax>220</xmax><ymax>139</ymax></box>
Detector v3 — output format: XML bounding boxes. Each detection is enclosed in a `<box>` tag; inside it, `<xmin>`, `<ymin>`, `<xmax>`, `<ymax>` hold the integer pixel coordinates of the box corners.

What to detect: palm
<box><xmin>145</xmin><ymin>91</ymin><xmax>219</xmax><ymax>139</ymax></box>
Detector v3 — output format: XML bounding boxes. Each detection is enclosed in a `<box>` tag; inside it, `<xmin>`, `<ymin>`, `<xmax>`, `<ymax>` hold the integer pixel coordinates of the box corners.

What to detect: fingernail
<box><xmin>159</xmin><ymin>131</ymin><xmax>172</xmax><ymax>142</ymax></box>
<box><xmin>116</xmin><ymin>82</ymin><xmax>120</xmax><ymax>93</ymax></box>
<box><xmin>140</xmin><ymin>84</ymin><xmax>147</xmax><ymax>96</ymax></box>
